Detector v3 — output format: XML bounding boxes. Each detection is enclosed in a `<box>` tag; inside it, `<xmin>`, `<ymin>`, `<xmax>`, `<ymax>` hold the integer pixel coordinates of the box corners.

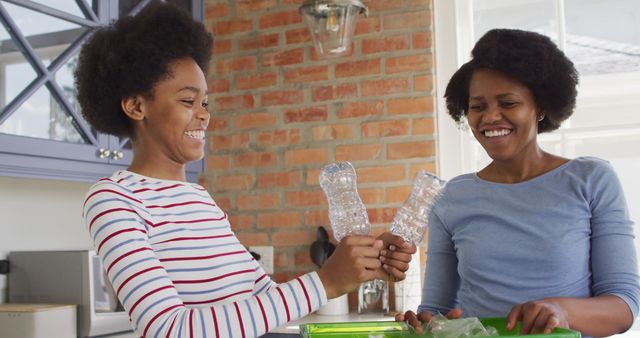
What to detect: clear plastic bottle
<box><xmin>390</xmin><ymin>170</ymin><xmax>446</xmax><ymax>246</ymax></box>
<box><xmin>319</xmin><ymin>161</ymin><xmax>370</xmax><ymax>241</ymax></box>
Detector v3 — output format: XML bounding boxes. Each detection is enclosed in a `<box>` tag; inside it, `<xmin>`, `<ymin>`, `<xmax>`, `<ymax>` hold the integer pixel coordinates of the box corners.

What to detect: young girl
<box><xmin>76</xmin><ymin>3</ymin><xmax>415</xmax><ymax>337</ymax></box>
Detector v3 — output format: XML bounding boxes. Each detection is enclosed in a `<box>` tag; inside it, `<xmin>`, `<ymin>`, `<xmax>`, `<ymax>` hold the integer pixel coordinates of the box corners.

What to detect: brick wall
<box><xmin>202</xmin><ymin>0</ymin><xmax>436</xmax><ymax>283</ymax></box>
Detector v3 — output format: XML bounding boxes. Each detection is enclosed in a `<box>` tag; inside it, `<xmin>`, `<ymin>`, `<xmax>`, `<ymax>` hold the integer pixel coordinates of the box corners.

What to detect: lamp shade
<box><xmin>299</xmin><ymin>0</ymin><xmax>368</xmax><ymax>58</ymax></box>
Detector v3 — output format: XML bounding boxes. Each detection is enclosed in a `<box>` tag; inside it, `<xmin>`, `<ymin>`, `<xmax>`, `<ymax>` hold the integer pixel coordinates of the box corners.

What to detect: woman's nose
<box><xmin>482</xmin><ymin>105</ymin><xmax>502</xmax><ymax>123</ymax></box>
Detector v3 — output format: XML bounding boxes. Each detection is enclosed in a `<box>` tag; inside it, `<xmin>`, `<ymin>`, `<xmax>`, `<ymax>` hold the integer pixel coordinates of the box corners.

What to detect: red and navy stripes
<box><xmin>83</xmin><ymin>170</ymin><xmax>327</xmax><ymax>337</ymax></box>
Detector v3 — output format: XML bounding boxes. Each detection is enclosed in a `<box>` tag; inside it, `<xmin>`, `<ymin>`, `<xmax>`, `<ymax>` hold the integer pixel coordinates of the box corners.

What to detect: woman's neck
<box><xmin>479</xmin><ymin>149</ymin><xmax>568</xmax><ymax>184</ymax></box>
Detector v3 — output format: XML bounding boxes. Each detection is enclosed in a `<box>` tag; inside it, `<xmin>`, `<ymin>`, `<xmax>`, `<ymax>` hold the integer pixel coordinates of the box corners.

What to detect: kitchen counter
<box><xmin>103</xmin><ymin>312</ymin><xmax>394</xmax><ymax>338</ymax></box>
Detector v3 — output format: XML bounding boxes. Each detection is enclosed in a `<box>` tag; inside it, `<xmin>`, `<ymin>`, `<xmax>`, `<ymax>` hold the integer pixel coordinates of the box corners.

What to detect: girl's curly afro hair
<box><xmin>444</xmin><ymin>29</ymin><xmax>579</xmax><ymax>133</ymax></box>
<box><xmin>74</xmin><ymin>1</ymin><xmax>213</xmax><ymax>138</ymax></box>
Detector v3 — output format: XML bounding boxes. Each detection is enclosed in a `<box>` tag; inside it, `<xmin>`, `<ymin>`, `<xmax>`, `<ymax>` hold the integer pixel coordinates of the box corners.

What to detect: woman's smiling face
<box><xmin>135</xmin><ymin>57</ymin><xmax>210</xmax><ymax>165</ymax></box>
<box><xmin>467</xmin><ymin>68</ymin><xmax>541</xmax><ymax>162</ymax></box>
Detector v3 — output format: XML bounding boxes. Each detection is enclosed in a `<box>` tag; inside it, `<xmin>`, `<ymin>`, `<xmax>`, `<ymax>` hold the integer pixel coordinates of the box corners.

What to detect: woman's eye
<box><xmin>469</xmin><ymin>104</ymin><xmax>483</xmax><ymax>111</ymax></box>
<box><xmin>501</xmin><ymin>101</ymin><xmax>516</xmax><ymax>108</ymax></box>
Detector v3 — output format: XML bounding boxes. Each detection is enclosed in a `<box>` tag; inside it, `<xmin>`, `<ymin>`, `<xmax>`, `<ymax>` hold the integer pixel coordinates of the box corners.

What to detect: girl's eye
<box><xmin>202</xmin><ymin>102</ymin><xmax>209</xmax><ymax>108</ymax></box>
<box><xmin>181</xmin><ymin>100</ymin><xmax>194</xmax><ymax>106</ymax></box>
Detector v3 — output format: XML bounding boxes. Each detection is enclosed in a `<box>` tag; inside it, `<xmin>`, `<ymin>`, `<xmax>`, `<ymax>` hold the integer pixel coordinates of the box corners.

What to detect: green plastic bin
<box><xmin>299</xmin><ymin>317</ymin><xmax>581</xmax><ymax>338</ymax></box>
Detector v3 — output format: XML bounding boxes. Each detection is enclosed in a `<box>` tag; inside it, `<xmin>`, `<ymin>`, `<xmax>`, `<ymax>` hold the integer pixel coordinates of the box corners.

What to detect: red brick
<box><xmin>357</xmin><ymin>165</ymin><xmax>405</xmax><ymax>183</ymax></box>
<box><xmin>362</xmin><ymin>77</ymin><xmax>409</xmax><ymax>96</ymax></box>
<box><xmin>311</xmin><ymin>124</ymin><xmax>353</xmax><ymax>141</ymax></box>
<box><xmin>214</xmin><ymin>95</ymin><xmax>254</xmax><ymax>111</ymax></box>
<box><xmin>207</xmin><ymin>116</ymin><xmax>228</xmax><ymax>132</ymax></box>
<box><xmin>337</xmin><ymin>101</ymin><xmax>384</xmax><ymax>119</ymax></box>
<box><xmin>294</xmin><ymin>250</ymin><xmax>313</xmax><ymax>266</ymax></box>
<box><xmin>237</xmin><ymin>193</ymin><xmax>280</xmax><ymax>210</ymax></box>
<box><xmin>216</xmin><ymin>56</ymin><xmax>257</xmax><ymax>73</ymax></box>
<box><xmin>236</xmin><ymin>232</ymin><xmax>269</xmax><ymax>246</ymax></box>
<box><xmin>237</xmin><ymin>0</ymin><xmax>277</xmax><ymax>13</ymax></box>
<box><xmin>304</xmin><ymin>210</ymin><xmax>329</xmax><ymax>226</ymax></box>
<box><xmin>368</xmin><ymin>0</ymin><xmax>405</xmax><ymax>10</ymax></box>
<box><xmin>306</xmin><ymin>168</ymin><xmax>321</xmax><ymax>186</ymax></box>
<box><xmin>205</xmin><ymin>3</ymin><xmax>229</xmax><ymax>19</ymax></box>
<box><xmin>259</xmin><ymin>10</ymin><xmax>302</xmax><ymax>29</ymax></box>
<box><xmin>261</xmin><ymin>90</ymin><xmax>304</xmax><ymax>106</ymax></box>
<box><xmin>284</xmin><ymin>106</ymin><xmax>328</xmax><ymax>124</ymax></box>
<box><xmin>214</xmin><ymin>174</ymin><xmax>254</xmax><ymax>192</ymax></box>
<box><xmin>387</xmin><ymin>186</ymin><xmax>412</xmax><ymax>204</ymax></box>
<box><xmin>387</xmin><ymin>141</ymin><xmax>435</xmax><ymax>160</ymax></box>
<box><xmin>262</xmin><ymin>48</ymin><xmax>304</xmax><ymax>67</ymax></box>
<box><xmin>284</xmin><ymin>65</ymin><xmax>329</xmax><ymax>83</ymax></box>
<box><xmin>234</xmin><ymin>112</ymin><xmax>277</xmax><ymax>130</ymax></box>
<box><xmin>362</xmin><ymin>35</ymin><xmax>409</xmax><ymax>54</ymax></box>
<box><xmin>413</xmin><ymin>118</ymin><xmax>435</xmax><ymax>135</ymax></box>
<box><xmin>367</xmin><ymin>208</ymin><xmax>396</xmax><ymax>224</ymax></box>
<box><xmin>335</xmin><ymin>59</ymin><xmax>381</xmax><ymax>78</ymax></box>
<box><xmin>272</xmin><ymin>229</ymin><xmax>315</xmax><ymax>246</ymax></box>
<box><xmin>411</xmin><ymin>162</ymin><xmax>438</xmax><ymax>177</ymax></box>
<box><xmin>206</xmin><ymin>154</ymin><xmax>230</xmax><ymax>170</ymax></box>
<box><xmin>384</xmin><ymin>10</ymin><xmax>431</xmax><ymax>30</ymax></box>
<box><xmin>258</xmin><ymin>171</ymin><xmax>302</xmax><ymax>188</ymax></box>
<box><xmin>258</xmin><ymin>211</ymin><xmax>300</xmax><ymax>228</ymax></box>
<box><xmin>284</xmin><ymin>148</ymin><xmax>327</xmax><ymax>166</ymax></box>
<box><xmin>228</xmin><ymin>214</ymin><xmax>254</xmax><ymax>230</ymax></box>
<box><xmin>215</xmin><ymin>197</ymin><xmax>231</xmax><ymax>211</ymax></box>
<box><xmin>312</xmin><ymin>83</ymin><xmax>357</xmax><ymax>102</ymax></box>
<box><xmin>335</xmin><ymin>144</ymin><xmax>382</xmax><ymax>162</ymax></box>
<box><xmin>235</xmin><ymin>151</ymin><xmax>277</xmax><ymax>168</ymax></box>
<box><xmin>361</xmin><ymin>120</ymin><xmax>410</xmax><ymax>138</ymax></box>
<box><xmin>285</xmin><ymin>27</ymin><xmax>311</xmax><ymax>44</ymax></box>
<box><xmin>413</xmin><ymin>31</ymin><xmax>433</xmax><ymax>49</ymax></box>
<box><xmin>208</xmin><ymin>78</ymin><xmax>230</xmax><ymax>93</ymax></box>
<box><xmin>360</xmin><ymin>187</ymin><xmax>385</xmax><ymax>205</ymax></box>
<box><xmin>213</xmin><ymin>18</ymin><xmax>253</xmax><ymax>36</ymax></box>
<box><xmin>210</xmin><ymin>133</ymin><xmax>250</xmax><ymax>150</ymax></box>
<box><xmin>198</xmin><ymin>175</ymin><xmax>209</xmax><ymax>190</ymax></box>
<box><xmin>213</xmin><ymin>39</ymin><xmax>232</xmax><ymax>54</ymax></box>
<box><xmin>415</xmin><ymin>74</ymin><xmax>434</xmax><ymax>92</ymax></box>
<box><xmin>386</xmin><ymin>54</ymin><xmax>432</xmax><ymax>74</ymax></box>
<box><xmin>275</xmin><ymin>251</ymin><xmax>290</xmax><ymax>270</ymax></box>
<box><xmin>257</xmin><ymin>129</ymin><xmax>301</xmax><ymax>147</ymax></box>
<box><xmin>238</xmin><ymin>33</ymin><xmax>279</xmax><ymax>51</ymax></box>
<box><xmin>355</xmin><ymin>17</ymin><xmax>381</xmax><ymax>35</ymax></box>
<box><xmin>282</xmin><ymin>0</ymin><xmax>303</xmax><ymax>5</ymax></box>
<box><xmin>388</xmin><ymin>96</ymin><xmax>434</xmax><ymax>115</ymax></box>
<box><xmin>285</xmin><ymin>190</ymin><xmax>326</xmax><ymax>207</ymax></box>
<box><xmin>236</xmin><ymin>72</ymin><xmax>277</xmax><ymax>90</ymax></box>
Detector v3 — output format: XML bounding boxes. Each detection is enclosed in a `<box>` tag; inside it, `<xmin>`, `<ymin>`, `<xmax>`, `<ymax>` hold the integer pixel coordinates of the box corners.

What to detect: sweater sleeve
<box><xmin>589</xmin><ymin>161</ymin><xmax>640</xmax><ymax>320</ymax></box>
<box><xmin>418</xmin><ymin>200</ymin><xmax>460</xmax><ymax>315</ymax></box>
<box><xmin>83</xmin><ymin>179</ymin><xmax>327</xmax><ymax>338</ymax></box>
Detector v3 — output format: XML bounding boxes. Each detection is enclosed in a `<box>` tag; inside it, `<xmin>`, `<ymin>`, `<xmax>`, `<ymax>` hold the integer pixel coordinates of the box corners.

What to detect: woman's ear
<box><xmin>121</xmin><ymin>96</ymin><xmax>144</xmax><ymax>121</ymax></box>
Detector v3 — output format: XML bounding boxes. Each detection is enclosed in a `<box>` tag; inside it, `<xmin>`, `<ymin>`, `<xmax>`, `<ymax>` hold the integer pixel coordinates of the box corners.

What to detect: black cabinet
<box><xmin>0</xmin><ymin>0</ymin><xmax>204</xmax><ymax>182</ymax></box>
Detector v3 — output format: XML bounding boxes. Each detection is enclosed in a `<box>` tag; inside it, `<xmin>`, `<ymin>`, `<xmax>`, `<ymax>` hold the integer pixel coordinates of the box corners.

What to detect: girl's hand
<box><xmin>507</xmin><ymin>299</ymin><xmax>570</xmax><ymax>334</ymax></box>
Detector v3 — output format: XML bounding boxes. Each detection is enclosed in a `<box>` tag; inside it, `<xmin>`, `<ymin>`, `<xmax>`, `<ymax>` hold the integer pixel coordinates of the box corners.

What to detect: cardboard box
<box><xmin>0</xmin><ymin>304</ymin><xmax>76</xmax><ymax>338</ymax></box>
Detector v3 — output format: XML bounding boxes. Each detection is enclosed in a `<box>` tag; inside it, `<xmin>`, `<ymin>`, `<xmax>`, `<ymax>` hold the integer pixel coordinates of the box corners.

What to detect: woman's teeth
<box><xmin>184</xmin><ymin>130</ymin><xmax>205</xmax><ymax>139</ymax></box>
<box><xmin>484</xmin><ymin>129</ymin><xmax>511</xmax><ymax>138</ymax></box>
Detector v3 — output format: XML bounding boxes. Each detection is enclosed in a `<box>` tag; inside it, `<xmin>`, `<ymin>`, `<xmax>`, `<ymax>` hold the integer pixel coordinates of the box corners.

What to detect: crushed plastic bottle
<box><xmin>319</xmin><ymin>161</ymin><xmax>370</xmax><ymax>241</ymax></box>
<box><xmin>390</xmin><ymin>170</ymin><xmax>445</xmax><ymax>246</ymax></box>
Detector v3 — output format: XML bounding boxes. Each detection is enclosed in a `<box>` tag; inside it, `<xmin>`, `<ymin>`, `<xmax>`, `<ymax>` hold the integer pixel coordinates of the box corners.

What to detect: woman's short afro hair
<box><xmin>74</xmin><ymin>1</ymin><xmax>213</xmax><ymax>138</ymax></box>
<box><xmin>444</xmin><ymin>29</ymin><xmax>579</xmax><ymax>133</ymax></box>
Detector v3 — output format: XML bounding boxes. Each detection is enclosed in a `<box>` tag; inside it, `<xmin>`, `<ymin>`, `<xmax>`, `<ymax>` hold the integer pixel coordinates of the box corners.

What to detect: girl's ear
<box><xmin>121</xmin><ymin>96</ymin><xmax>144</xmax><ymax>121</ymax></box>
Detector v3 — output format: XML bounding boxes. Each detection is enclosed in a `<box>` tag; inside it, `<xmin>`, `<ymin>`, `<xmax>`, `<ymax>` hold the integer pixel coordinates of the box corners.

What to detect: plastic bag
<box><xmin>428</xmin><ymin>314</ymin><xmax>498</xmax><ymax>338</ymax></box>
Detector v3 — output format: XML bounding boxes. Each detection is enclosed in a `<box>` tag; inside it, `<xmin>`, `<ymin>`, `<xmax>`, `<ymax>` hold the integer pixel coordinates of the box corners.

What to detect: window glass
<box><xmin>29</xmin><ymin>0</ymin><xmax>86</xmax><ymax>17</ymax></box>
<box><xmin>473</xmin><ymin>0</ymin><xmax>558</xmax><ymax>42</ymax></box>
<box><xmin>564</xmin><ymin>0</ymin><xmax>640</xmax><ymax>75</ymax></box>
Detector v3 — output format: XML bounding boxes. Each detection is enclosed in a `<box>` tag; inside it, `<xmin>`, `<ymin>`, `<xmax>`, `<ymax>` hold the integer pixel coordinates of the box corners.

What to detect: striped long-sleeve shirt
<box><xmin>83</xmin><ymin>170</ymin><xmax>327</xmax><ymax>337</ymax></box>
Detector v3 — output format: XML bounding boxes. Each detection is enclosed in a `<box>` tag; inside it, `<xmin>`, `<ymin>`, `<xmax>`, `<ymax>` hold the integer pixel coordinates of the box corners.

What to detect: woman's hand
<box><xmin>507</xmin><ymin>299</ymin><xmax>569</xmax><ymax>334</ymax></box>
<box><xmin>317</xmin><ymin>235</ymin><xmax>384</xmax><ymax>299</ymax></box>
<box><xmin>395</xmin><ymin>308</ymin><xmax>463</xmax><ymax>334</ymax></box>
<box><xmin>376</xmin><ymin>232</ymin><xmax>418</xmax><ymax>281</ymax></box>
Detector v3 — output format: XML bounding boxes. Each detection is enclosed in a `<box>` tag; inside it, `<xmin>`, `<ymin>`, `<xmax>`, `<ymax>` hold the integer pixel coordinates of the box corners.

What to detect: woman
<box><xmin>397</xmin><ymin>28</ymin><xmax>640</xmax><ymax>337</ymax></box>
<box><xmin>76</xmin><ymin>3</ymin><xmax>415</xmax><ymax>337</ymax></box>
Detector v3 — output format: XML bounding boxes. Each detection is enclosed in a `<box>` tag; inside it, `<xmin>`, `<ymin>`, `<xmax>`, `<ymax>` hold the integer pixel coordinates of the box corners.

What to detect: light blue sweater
<box><xmin>418</xmin><ymin>157</ymin><xmax>640</xmax><ymax>331</ymax></box>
